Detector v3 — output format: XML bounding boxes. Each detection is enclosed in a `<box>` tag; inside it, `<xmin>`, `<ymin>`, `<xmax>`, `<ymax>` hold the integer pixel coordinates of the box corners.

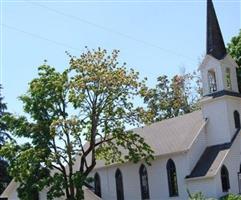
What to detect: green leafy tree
<box><xmin>143</xmin><ymin>72</ymin><xmax>201</xmax><ymax>122</ymax></box>
<box><xmin>0</xmin><ymin>48</ymin><xmax>154</xmax><ymax>200</ymax></box>
<box><xmin>227</xmin><ymin>29</ymin><xmax>241</xmax><ymax>93</ymax></box>
<box><xmin>0</xmin><ymin>85</ymin><xmax>11</xmax><ymax>194</ymax></box>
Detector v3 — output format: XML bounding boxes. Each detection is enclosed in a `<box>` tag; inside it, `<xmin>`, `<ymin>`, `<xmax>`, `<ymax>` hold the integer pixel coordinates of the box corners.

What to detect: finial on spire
<box><xmin>206</xmin><ymin>0</ymin><xmax>227</xmax><ymax>59</ymax></box>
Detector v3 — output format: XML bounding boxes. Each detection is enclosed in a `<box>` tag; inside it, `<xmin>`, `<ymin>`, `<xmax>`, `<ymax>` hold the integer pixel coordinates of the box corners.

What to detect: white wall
<box><xmin>183</xmin><ymin>133</ymin><xmax>241</xmax><ymax>199</ymax></box>
<box><xmin>225</xmin><ymin>97</ymin><xmax>241</xmax><ymax>139</ymax></box>
<box><xmin>90</xmin><ymin>153</ymin><xmax>196</xmax><ymax>200</ymax></box>
<box><xmin>201</xmin><ymin>98</ymin><xmax>231</xmax><ymax>146</ymax></box>
<box><xmin>187</xmin><ymin>128</ymin><xmax>208</xmax><ymax>173</ymax></box>
<box><xmin>216</xmin><ymin>134</ymin><xmax>241</xmax><ymax>198</ymax></box>
<box><xmin>186</xmin><ymin>178</ymin><xmax>218</xmax><ymax>198</ymax></box>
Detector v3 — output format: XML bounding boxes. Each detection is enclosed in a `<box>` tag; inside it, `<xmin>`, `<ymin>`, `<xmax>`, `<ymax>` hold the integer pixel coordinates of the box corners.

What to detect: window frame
<box><xmin>115</xmin><ymin>168</ymin><xmax>125</xmax><ymax>200</ymax></box>
<box><xmin>225</xmin><ymin>68</ymin><xmax>232</xmax><ymax>90</ymax></box>
<box><xmin>221</xmin><ymin>165</ymin><xmax>230</xmax><ymax>192</ymax></box>
<box><xmin>166</xmin><ymin>159</ymin><xmax>179</xmax><ymax>197</ymax></box>
<box><xmin>94</xmin><ymin>172</ymin><xmax>102</xmax><ymax>197</ymax></box>
<box><xmin>208</xmin><ymin>70</ymin><xmax>217</xmax><ymax>93</ymax></box>
<box><xmin>234</xmin><ymin>110</ymin><xmax>241</xmax><ymax>129</ymax></box>
<box><xmin>139</xmin><ymin>164</ymin><xmax>150</xmax><ymax>200</ymax></box>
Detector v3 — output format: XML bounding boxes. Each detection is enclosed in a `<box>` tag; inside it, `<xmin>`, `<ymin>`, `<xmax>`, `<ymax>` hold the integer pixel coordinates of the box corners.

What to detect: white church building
<box><xmin>1</xmin><ymin>0</ymin><xmax>241</xmax><ymax>199</ymax></box>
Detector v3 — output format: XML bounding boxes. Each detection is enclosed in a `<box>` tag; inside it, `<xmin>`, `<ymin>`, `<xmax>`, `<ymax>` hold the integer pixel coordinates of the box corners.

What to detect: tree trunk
<box><xmin>75</xmin><ymin>187</ymin><xmax>84</xmax><ymax>200</ymax></box>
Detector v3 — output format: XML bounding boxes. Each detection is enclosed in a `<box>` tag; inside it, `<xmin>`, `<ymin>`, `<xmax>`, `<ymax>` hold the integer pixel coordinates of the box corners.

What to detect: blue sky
<box><xmin>1</xmin><ymin>0</ymin><xmax>241</xmax><ymax>115</ymax></box>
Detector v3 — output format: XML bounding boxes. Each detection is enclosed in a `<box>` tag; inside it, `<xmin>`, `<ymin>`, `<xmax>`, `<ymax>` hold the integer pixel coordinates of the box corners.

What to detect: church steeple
<box><xmin>206</xmin><ymin>0</ymin><xmax>227</xmax><ymax>60</ymax></box>
<box><xmin>199</xmin><ymin>0</ymin><xmax>240</xmax><ymax>147</ymax></box>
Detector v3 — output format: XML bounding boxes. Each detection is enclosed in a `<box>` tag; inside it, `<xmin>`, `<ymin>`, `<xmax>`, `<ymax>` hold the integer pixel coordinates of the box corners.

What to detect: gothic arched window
<box><xmin>234</xmin><ymin>110</ymin><xmax>240</xmax><ymax>129</ymax></box>
<box><xmin>139</xmin><ymin>164</ymin><xmax>150</xmax><ymax>200</ymax></box>
<box><xmin>221</xmin><ymin>165</ymin><xmax>230</xmax><ymax>192</ymax></box>
<box><xmin>166</xmin><ymin>159</ymin><xmax>179</xmax><ymax>197</ymax></box>
<box><xmin>208</xmin><ymin>70</ymin><xmax>217</xmax><ymax>93</ymax></box>
<box><xmin>225</xmin><ymin>68</ymin><xmax>232</xmax><ymax>90</ymax></box>
<box><xmin>115</xmin><ymin>169</ymin><xmax>124</xmax><ymax>200</ymax></box>
<box><xmin>94</xmin><ymin>172</ymin><xmax>101</xmax><ymax>197</ymax></box>
<box><xmin>32</xmin><ymin>190</ymin><xmax>39</xmax><ymax>200</ymax></box>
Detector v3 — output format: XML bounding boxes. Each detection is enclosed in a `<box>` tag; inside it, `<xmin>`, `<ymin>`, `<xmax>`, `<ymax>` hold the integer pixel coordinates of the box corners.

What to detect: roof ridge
<box><xmin>132</xmin><ymin>110</ymin><xmax>202</xmax><ymax>131</ymax></box>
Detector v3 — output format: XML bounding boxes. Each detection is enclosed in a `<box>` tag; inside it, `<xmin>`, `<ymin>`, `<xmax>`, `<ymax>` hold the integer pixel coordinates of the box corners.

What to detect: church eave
<box><xmin>204</xmin><ymin>90</ymin><xmax>241</xmax><ymax>99</ymax></box>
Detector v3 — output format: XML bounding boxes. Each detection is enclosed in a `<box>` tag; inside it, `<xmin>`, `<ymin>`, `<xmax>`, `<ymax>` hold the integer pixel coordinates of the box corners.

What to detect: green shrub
<box><xmin>220</xmin><ymin>194</ymin><xmax>241</xmax><ymax>200</ymax></box>
<box><xmin>187</xmin><ymin>190</ymin><xmax>241</xmax><ymax>200</ymax></box>
<box><xmin>187</xmin><ymin>190</ymin><xmax>216</xmax><ymax>200</ymax></box>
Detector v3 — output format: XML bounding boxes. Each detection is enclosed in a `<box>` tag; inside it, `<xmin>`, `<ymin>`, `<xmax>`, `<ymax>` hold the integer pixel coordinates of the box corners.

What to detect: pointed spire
<box><xmin>206</xmin><ymin>0</ymin><xmax>227</xmax><ymax>59</ymax></box>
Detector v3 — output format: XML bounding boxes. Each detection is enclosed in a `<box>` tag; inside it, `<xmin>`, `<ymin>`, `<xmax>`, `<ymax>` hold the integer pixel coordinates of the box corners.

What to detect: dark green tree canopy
<box><xmin>227</xmin><ymin>29</ymin><xmax>241</xmax><ymax>93</ymax></box>
<box><xmin>0</xmin><ymin>85</ymin><xmax>11</xmax><ymax>195</ymax></box>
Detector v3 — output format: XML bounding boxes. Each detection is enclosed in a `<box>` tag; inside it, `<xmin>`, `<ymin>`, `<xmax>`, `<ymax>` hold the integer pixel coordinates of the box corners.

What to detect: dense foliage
<box><xmin>220</xmin><ymin>194</ymin><xmax>241</xmax><ymax>200</ymax></box>
<box><xmin>188</xmin><ymin>191</ymin><xmax>241</xmax><ymax>200</ymax></box>
<box><xmin>0</xmin><ymin>85</ymin><xmax>11</xmax><ymax>194</ymax></box>
<box><xmin>227</xmin><ymin>29</ymin><xmax>241</xmax><ymax>93</ymax></box>
<box><xmin>143</xmin><ymin>72</ymin><xmax>201</xmax><ymax>122</ymax></box>
<box><xmin>0</xmin><ymin>48</ymin><xmax>154</xmax><ymax>200</ymax></box>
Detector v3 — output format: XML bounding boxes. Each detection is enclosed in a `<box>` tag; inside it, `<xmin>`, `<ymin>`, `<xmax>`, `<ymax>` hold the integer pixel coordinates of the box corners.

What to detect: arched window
<box><xmin>32</xmin><ymin>189</ymin><xmax>39</xmax><ymax>200</ymax></box>
<box><xmin>234</xmin><ymin>111</ymin><xmax>240</xmax><ymax>129</ymax></box>
<box><xmin>208</xmin><ymin>70</ymin><xmax>217</xmax><ymax>93</ymax></box>
<box><xmin>221</xmin><ymin>165</ymin><xmax>230</xmax><ymax>192</ymax></box>
<box><xmin>94</xmin><ymin>173</ymin><xmax>101</xmax><ymax>197</ymax></box>
<box><xmin>166</xmin><ymin>159</ymin><xmax>179</xmax><ymax>197</ymax></box>
<box><xmin>239</xmin><ymin>164</ymin><xmax>241</xmax><ymax>194</ymax></box>
<box><xmin>225</xmin><ymin>68</ymin><xmax>232</xmax><ymax>90</ymax></box>
<box><xmin>115</xmin><ymin>169</ymin><xmax>124</xmax><ymax>200</ymax></box>
<box><xmin>139</xmin><ymin>164</ymin><xmax>150</xmax><ymax>200</ymax></box>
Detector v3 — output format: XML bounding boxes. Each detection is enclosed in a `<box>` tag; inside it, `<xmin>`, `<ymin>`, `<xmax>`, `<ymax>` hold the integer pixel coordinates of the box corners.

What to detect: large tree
<box><xmin>0</xmin><ymin>85</ymin><xmax>11</xmax><ymax>194</ymax></box>
<box><xmin>227</xmin><ymin>29</ymin><xmax>241</xmax><ymax>93</ymax></box>
<box><xmin>0</xmin><ymin>48</ymin><xmax>153</xmax><ymax>200</ymax></box>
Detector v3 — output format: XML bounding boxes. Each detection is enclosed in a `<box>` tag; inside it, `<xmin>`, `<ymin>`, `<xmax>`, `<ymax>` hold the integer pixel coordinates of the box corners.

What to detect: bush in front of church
<box><xmin>220</xmin><ymin>194</ymin><xmax>241</xmax><ymax>200</ymax></box>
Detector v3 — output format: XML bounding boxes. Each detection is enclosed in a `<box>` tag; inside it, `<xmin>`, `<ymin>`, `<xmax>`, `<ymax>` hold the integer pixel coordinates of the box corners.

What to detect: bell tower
<box><xmin>200</xmin><ymin>0</ymin><xmax>239</xmax><ymax>97</ymax></box>
<box><xmin>199</xmin><ymin>0</ymin><xmax>241</xmax><ymax>146</ymax></box>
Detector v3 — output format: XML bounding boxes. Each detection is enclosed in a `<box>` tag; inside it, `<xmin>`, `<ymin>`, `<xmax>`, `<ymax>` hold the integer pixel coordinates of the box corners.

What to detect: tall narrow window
<box><xmin>32</xmin><ymin>189</ymin><xmax>39</xmax><ymax>200</ymax></box>
<box><xmin>208</xmin><ymin>70</ymin><xmax>217</xmax><ymax>93</ymax></box>
<box><xmin>139</xmin><ymin>164</ymin><xmax>150</xmax><ymax>200</ymax></box>
<box><xmin>221</xmin><ymin>165</ymin><xmax>230</xmax><ymax>192</ymax></box>
<box><xmin>94</xmin><ymin>173</ymin><xmax>101</xmax><ymax>197</ymax></box>
<box><xmin>166</xmin><ymin>159</ymin><xmax>179</xmax><ymax>197</ymax></box>
<box><xmin>115</xmin><ymin>169</ymin><xmax>124</xmax><ymax>200</ymax></box>
<box><xmin>225</xmin><ymin>68</ymin><xmax>232</xmax><ymax>90</ymax></box>
<box><xmin>239</xmin><ymin>164</ymin><xmax>241</xmax><ymax>194</ymax></box>
<box><xmin>234</xmin><ymin>111</ymin><xmax>240</xmax><ymax>129</ymax></box>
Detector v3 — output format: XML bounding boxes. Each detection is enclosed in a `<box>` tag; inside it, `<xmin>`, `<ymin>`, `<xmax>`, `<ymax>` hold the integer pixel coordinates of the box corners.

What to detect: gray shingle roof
<box><xmin>92</xmin><ymin>111</ymin><xmax>205</xmax><ymax>170</ymax></box>
<box><xmin>133</xmin><ymin>110</ymin><xmax>204</xmax><ymax>156</ymax></box>
<box><xmin>186</xmin><ymin>128</ymin><xmax>241</xmax><ymax>179</ymax></box>
<box><xmin>186</xmin><ymin>143</ymin><xmax>230</xmax><ymax>179</ymax></box>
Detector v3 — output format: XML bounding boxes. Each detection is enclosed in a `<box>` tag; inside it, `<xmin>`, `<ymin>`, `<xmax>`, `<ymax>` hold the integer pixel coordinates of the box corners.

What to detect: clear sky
<box><xmin>1</xmin><ymin>0</ymin><xmax>241</xmax><ymax>115</ymax></box>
